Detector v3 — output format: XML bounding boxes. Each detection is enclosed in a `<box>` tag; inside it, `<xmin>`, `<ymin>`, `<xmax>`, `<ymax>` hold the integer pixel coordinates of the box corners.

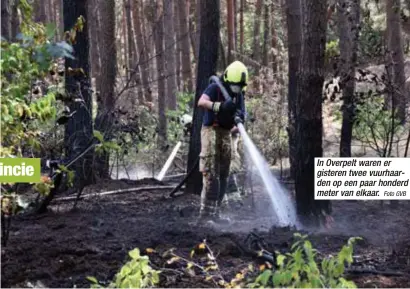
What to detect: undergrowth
<box><xmin>87</xmin><ymin>233</ymin><xmax>361</xmax><ymax>288</ymax></box>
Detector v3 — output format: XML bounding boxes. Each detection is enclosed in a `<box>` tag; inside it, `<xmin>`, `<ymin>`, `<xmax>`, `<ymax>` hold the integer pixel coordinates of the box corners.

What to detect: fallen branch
<box><xmin>54</xmin><ymin>185</ymin><xmax>183</xmax><ymax>202</ymax></box>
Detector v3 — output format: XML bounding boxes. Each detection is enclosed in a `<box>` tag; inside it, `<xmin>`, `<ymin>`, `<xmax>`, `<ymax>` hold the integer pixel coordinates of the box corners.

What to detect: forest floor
<box><xmin>1</xmin><ymin>175</ymin><xmax>410</xmax><ymax>288</ymax></box>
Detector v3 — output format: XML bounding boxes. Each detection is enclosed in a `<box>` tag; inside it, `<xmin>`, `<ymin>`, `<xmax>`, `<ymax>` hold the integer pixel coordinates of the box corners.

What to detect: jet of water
<box><xmin>237</xmin><ymin>123</ymin><xmax>299</xmax><ymax>227</ymax></box>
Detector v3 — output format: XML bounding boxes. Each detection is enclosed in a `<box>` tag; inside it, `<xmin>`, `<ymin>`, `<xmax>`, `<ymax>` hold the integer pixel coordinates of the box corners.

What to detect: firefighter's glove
<box><xmin>212</xmin><ymin>102</ymin><xmax>222</xmax><ymax>113</ymax></box>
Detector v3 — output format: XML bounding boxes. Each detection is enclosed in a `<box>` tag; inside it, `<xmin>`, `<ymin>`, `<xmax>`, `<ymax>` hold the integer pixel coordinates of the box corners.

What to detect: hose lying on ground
<box><xmin>169</xmin><ymin>157</ymin><xmax>199</xmax><ymax>197</ymax></box>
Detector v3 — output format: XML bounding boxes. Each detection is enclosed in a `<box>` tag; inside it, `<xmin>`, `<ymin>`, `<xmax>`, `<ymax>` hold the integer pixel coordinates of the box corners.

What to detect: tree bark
<box><xmin>11</xmin><ymin>0</ymin><xmax>20</xmax><ymax>41</ymax></box>
<box><xmin>125</xmin><ymin>0</ymin><xmax>143</xmax><ymax>104</ymax></box>
<box><xmin>286</xmin><ymin>0</ymin><xmax>301</xmax><ymax>180</ymax></box>
<box><xmin>93</xmin><ymin>0</ymin><xmax>117</xmax><ymax>179</ymax></box>
<box><xmin>53</xmin><ymin>0</ymin><xmax>59</xmax><ymax>40</ymax></box>
<box><xmin>227</xmin><ymin>0</ymin><xmax>235</xmax><ymax>63</ymax></box>
<box><xmin>185</xmin><ymin>0</ymin><xmax>220</xmax><ymax>195</ymax></box>
<box><xmin>195</xmin><ymin>0</ymin><xmax>201</xmax><ymax>59</ymax></box>
<box><xmin>153</xmin><ymin>0</ymin><xmax>167</xmax><ymax>147</ymax></box>
<box><xmin>338</xmin><ymin>0</ymin><xmax>360</xmax><ymax>157</ymax></box>
<box><xmin>88</xmin><ymin>0</ymin><xmax>101</xmax><ymax>95</ymax></box>
<box><xmin>63</xmin><ymin>0</ymin><xmax>94</xmax><ymax>186</ymax></box>
<box><xmin>239</xmin><ymin>0</ymin><xmax>244</xmax><ymax>55</ymax></box>
<box><xmin>164</xmin><ymin>0</ymin><xmax>177</xmax><ymax>110</ymax></box>
<box><xmin>34</xmin><ymin>0</ymin><xmax>46</xmax><ymax>23</ymax></box>
<box><xmin>295</xmin><ymin>0</ymin><xmax>330</xmax><ymax>226</ymax></box>
<box><xmin>174</xmin><ymin>0</ymin><xmax>182</xmax><ymax>90</ymax></box>
<box><xmin>270</xmin><ymin>2</ymin><xmax>278</xmax><ymax>73</ymax></box>
<box><xmin>386</xmin><ymin>0</ymin><xmax>407</xmax><ymax>124</ymax></box>
<box><xmin>252</xmin><ymin>0</ymin><xmax>263</xmax><ymax>62</ymax></box>
<box><xmin>131</xmin><ymin>0</ymin><xmax>152</xmax><ymax>102</ymax></box>
<box><xmin>179</xmin><ymin>0</ymin><xmax>193</xmax><ymax>92</ymax></box>
<box><xmin>1</xmin><ymin>0</ymin><xmax>11</xmax><ymax>41</ymax></box>
<box><xmin>122</xmin><ymin>3</ymin><xmax>128</xmax><ymax>77</ymax></box>
<box><xmin>262</xmin><ymin>1</ymin><xmax>270</xmax><ymax>67</ymax></box>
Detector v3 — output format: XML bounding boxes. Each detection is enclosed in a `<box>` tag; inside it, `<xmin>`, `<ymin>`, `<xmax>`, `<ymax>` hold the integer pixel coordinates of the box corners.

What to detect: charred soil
<box><xmin>1</xmin><ymin>178</ymin><xmax>410</xmax><ymax>288</ymax></box>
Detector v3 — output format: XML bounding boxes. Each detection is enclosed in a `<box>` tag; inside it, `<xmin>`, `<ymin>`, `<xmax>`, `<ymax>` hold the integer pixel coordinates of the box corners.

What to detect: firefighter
<box><xmin>196</xmin><ymin>60</ymin><xmax>248</xmax><ymax>224</ymax></box>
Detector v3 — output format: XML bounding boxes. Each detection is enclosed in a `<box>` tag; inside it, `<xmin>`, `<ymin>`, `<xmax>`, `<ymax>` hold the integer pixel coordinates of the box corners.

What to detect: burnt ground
<box><xmin>1</xmin><ymin>176</ymin><xmax>410</xmax><ymax>288</ymax></box>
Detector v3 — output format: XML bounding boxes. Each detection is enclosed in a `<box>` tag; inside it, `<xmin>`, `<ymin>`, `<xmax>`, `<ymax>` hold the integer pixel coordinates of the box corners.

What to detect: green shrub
<box><xmin>247</xmin><ymin>233</ymin><xmax>360</xmax><ymax>288</ymax></box>
<box><xmin>87</xmin><ymin>248</ymin><xmax>161</xmax><ymax>288</ymax></box>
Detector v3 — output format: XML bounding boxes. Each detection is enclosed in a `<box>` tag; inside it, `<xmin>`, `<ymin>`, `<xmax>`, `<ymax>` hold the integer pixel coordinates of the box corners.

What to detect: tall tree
<box><xmin>338</xmin><ymin>0</ymin><xmax>360</xmax><ymax>157</ymax></box>
<box><xmin>386</xmin><ymin>0</ymin><xmax>407</xmax><ymax>124</ymax></box>
<box><xmin>88</xmin><ymin>0</ymin><xmax>101</xmax><ymax>95</ymax></box>
<box><xmin>239</xmin><ymin>0</ymin><xmax>244</xmax><ymax>55</ymax></box>
<box><xmin>178</xmin><ymin>0</ymin><xmax>193</xmax><ymax>92</ymax></box>
<box><xmin>227</xmin><ymin>0</ymin><xmax>235</xmax><ymax>63</ymax></box>
<box><xmin>131</xmin><ymin>0</ymin><xmax>152</xmax><ymax>102</ymax></box>
<box><xmin>185</xmin><ymin>0</ymin><xmax>220</xmax><ymax>195</ymax></box>
<box><xmin>270</xmin><ymin>2</ymin><xmax>278</xmax><ymax>73</ymax></box>
<box><xmin>295</xmin><ymin>0</ymin><xmax>330</xmax><ymax>226</ymax></box>
<box><xmin>252</xmin><ymin>0</ymin><xmax>263</xmax><ymax>62</ymax></box>
<box><xmin>1</xmin><ymin>0</ymin><xmax>11</xmax><ymax>40</ymax></box>
<box><xmin>125</xmin><ymin>0</ymin><xmax>143</xmax><ymax>104</ymax></box>
<box><xmin>94</xmin><ymin>0</ymin><xmax>116</xmax><ymax>179</ymax></box>
<box><xmin>11</xmin><ymin>0</ymin><xmax>20</xmax><ymax>41</ymax></box>
<box><xmin>122</xmin><ymin>3</ymin><xmax>128</xmax><ymax>75</ymax></box>
<box><xmin>174</xmin><ymin>0</ymin><xmax>182</xmax><ymax>90</ymax></box>
<box><xmin>262</xmin><ymin>1</ymin><xmax>270</xmax><ymax>67</ymax></box>
<box><xmin>63</xmin><ymin>0</ymin><xmax>94</xmax><ymax>186</ymax></box>
<box><xmin>286</xmin><ymin>0</ymin><xmax>302</xmax><ymax>180</ymax></box>
<box><xmin>152</xmin><ymin>0</ymin><xmax>167</xmax><ymax>147</ymax></box>
<box><xmin>164</xmin><ymin>0</ymin><xmax>177</xmax><ymax>110</ymax></box>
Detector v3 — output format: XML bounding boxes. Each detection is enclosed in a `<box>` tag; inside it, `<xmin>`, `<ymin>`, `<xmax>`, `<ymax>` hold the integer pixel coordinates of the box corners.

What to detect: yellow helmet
<box><xmin>223</xmin><ymin>60</ymin><xmax>248</xmax><ymax>86</ymax></box>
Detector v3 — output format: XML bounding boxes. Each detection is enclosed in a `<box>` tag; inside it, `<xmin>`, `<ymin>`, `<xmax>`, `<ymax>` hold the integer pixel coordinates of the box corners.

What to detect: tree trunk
<box><xmin>93</xmin><ymin>0</ymin><xmax>117</xmax><ymax>179</ymax></box>
<box><xmin>63</xmin><ymin>0</ymin><xmax>94</xmax><ymax>187</ymax></box>
<box><xmin>122</xmin><ymin>3</ymin><xmax>128</xmax><ymax>77</ymax></box>
<box><xmin>227</xmin><ymin>0</ymin><xmax>235</xmax><ymax>63</ymax></box>
<box><xmin>1</xmin><ymin>0</ymin><xmax>11</xmax><ymax>41</ymax></box>
<box><xmin>88</xmin><ymin>0</ymin><xmax>101</xmax><ymax>95</ymax></box>
<box><xmin>125</xmin><ymin>0</ymin><xmax>143</xmax><ymax>104</ymax></box>
<box><xmin>188</xmin><ymin>0</ymin><xmax>198</xmax><ymax>64</ymax></box>
<box><xmin>195</xmin><ymin>0</ymin><xmax>201</xmax><ymax>59</ymax></box>
<box><xmin>295</xmin><ymin>0</ymin><xmax>330</xmax><ymax>226</ymax></box>
<box><xmin>185</xmin><ymin>0</ymin><xmax>220</xmax><ymax>195</ymax></box>
<box><xmin>179</xmin><ymin>0</ymin><xmax>193</xmax><ymax>92</ymax></box>
<box><xmin>33</xmin><ymin>0</ymin><xmax>46</xmax><ymax>22</ymax></box>
<box><xmin>11</xmin><ymin>0</ymin><xmax>20</xmax><ymax>41</ymax></box>
<box><xmin>386</xmin><ymin>0</ymin><xmax>407</xmax><ymax>124</ymax></box>
<box><xmin>131</xmin><ymin>0</ymin><xmax>152</xmax><ymax>102</ymax></box>
<box><xmin>164</xmin><ymin>0</ymin><xmax>177</xmax><ymax>110</ymax></box>
<box><xmin>174</xmin><ymin>0</ymin><xmax>182</xmax><ymax>90</ymax></box>
<box><xmin>153</xmin><ymin>0</ymin><xmax>167</xmax><ymax>147</ymax></box>
<box><xmin>240</xmin><ymin>0</ymin><xmax>244</xmax><ymax>55</ymax></box>
<box><xmin>271</xmin><ymin>2</ymin><xmax>278</xmax><ymax>73</ymax></box>
<box><xmin>338</xmin><ymin>0</ymin><xmax>360</xmax><ymax>157</ymax></box>
<box><xmin>234</xmin><ymin>0</ymin><xmax>237</xmax><ymax>49</ymax></box>
<box><xmin>53</xmin><ymin>0</ymin><xmax>59</xmax><ymax>40</ymax></box>
<box><xmin>262</xmin><ymin>1</ymin><xmax>270</xmax><ymax>67</ymax></box>
<box><xmin>252</xmin><ymin>0</ymin><xmax>263</xmax><ymax>62</ymax></box>
<box><xmin>286</xmin><ymin>0</ymin><xmax>301</xmax><ymax>180</ymax></box>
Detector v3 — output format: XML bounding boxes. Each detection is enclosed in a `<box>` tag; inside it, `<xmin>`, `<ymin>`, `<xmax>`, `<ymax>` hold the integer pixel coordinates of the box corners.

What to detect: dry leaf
<box><xmin>146</xmin><ymin>248</ymin><xmax>155</xmax><ymax>254</ymax></box>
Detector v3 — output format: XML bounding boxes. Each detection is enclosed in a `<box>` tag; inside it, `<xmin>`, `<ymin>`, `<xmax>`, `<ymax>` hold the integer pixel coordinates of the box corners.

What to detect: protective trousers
<box><xmin>199</xmin><ymin>126</ymin><xmax>231</xmax><ymax>217</ymax></box>
<box><xmin>223</xmin><ymin>132</ymin><xmax>243</xmax><ymax>204</ymax></box>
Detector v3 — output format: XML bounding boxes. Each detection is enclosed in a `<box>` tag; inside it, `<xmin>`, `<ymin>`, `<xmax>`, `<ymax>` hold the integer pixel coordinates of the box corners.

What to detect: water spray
<box><xmin>208</xmin><ymin>75</ymin><xmax>299</xmax><ymax>228</ymax></box>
